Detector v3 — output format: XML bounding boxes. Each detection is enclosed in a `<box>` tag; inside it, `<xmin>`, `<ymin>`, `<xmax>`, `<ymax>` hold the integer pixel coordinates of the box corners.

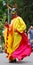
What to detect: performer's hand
<box><xmin>14</xmin><ymin>29</ymin><xmax>19</xmax><ymax>32</ymax></box>
<box><xmin>14</xmin><ymin>29</ymin><xmax>16</xmax><ymax>32</ymax></box>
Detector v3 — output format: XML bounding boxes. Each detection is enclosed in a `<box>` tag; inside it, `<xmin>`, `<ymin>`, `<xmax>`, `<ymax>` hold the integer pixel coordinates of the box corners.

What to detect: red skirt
<box><xmin>9</xmin><ymin>32</ymin><xmax>32</xmax><ymax>60</ymax></box>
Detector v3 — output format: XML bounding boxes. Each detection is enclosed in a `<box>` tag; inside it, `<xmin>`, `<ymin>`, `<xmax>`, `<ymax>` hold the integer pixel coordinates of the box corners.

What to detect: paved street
<box><xmin>0</xmin><ymin>53</ymin><xmax>33</xmax><ymax>65</ymax></box>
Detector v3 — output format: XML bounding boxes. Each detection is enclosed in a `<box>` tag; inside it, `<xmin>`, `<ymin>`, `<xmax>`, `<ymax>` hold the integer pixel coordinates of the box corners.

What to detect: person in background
<box><xmin>28</xmin><ymin>26</ymin><xmax>33</xmax><ymax>52</ymax></box>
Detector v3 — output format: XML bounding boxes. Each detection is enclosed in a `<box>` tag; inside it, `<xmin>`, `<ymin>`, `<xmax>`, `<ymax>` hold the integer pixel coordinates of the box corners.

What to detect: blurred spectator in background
<box><xmin>28</xmin><ymin>26</ymin><xmax>33</xmax><ymax>52</ymax></box>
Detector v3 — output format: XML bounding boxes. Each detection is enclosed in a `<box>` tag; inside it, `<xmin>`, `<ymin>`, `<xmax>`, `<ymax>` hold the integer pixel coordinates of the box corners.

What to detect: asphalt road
<box><xmin>0</xmin><ymin>52</ymin><xmax>33</xmax><ymax>65</ymax></box>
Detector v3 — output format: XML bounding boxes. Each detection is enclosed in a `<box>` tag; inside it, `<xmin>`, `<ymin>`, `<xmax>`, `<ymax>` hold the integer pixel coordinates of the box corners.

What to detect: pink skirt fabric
<box><xmin>9</xmin><ymin>32</ymin><xmax>32</xmax><ymax>60</ymax></box>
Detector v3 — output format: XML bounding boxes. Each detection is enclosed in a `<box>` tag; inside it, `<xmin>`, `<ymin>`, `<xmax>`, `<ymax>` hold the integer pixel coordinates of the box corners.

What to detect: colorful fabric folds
<box><xmin>9</xmin><ymin>32</ymin><xmax>31</xmax><ymax>60</ymax></box>
<box><xmin>3</xmin><ymin>16</ymin><xmax>32</xmax><ymax>61</ymax></box>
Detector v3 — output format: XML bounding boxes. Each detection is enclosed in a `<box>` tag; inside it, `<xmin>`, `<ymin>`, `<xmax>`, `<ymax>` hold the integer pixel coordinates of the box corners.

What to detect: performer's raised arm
<box><xmin>6</xmin><ymin>4</ymin><xmax>12</xmax><ymax>10</ymax></box>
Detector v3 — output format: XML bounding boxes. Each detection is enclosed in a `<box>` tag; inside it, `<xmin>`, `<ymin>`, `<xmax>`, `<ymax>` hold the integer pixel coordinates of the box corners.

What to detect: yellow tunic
<box><xmin>7</xmin><ymin>17</ymin><xmax>26</xmax><ymax>57</ymax></box>
<box><xmin>3</xmin><ymin>16</ymin><xmax>26</xmax><ymax>59</ymax></box>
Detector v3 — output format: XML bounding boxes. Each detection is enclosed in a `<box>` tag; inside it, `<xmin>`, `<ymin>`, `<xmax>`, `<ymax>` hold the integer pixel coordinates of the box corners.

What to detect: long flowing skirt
<box><xmin>9</xmin><ymin>32</ymin><xmax>32</xmax><ymax>60</ymax></box>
